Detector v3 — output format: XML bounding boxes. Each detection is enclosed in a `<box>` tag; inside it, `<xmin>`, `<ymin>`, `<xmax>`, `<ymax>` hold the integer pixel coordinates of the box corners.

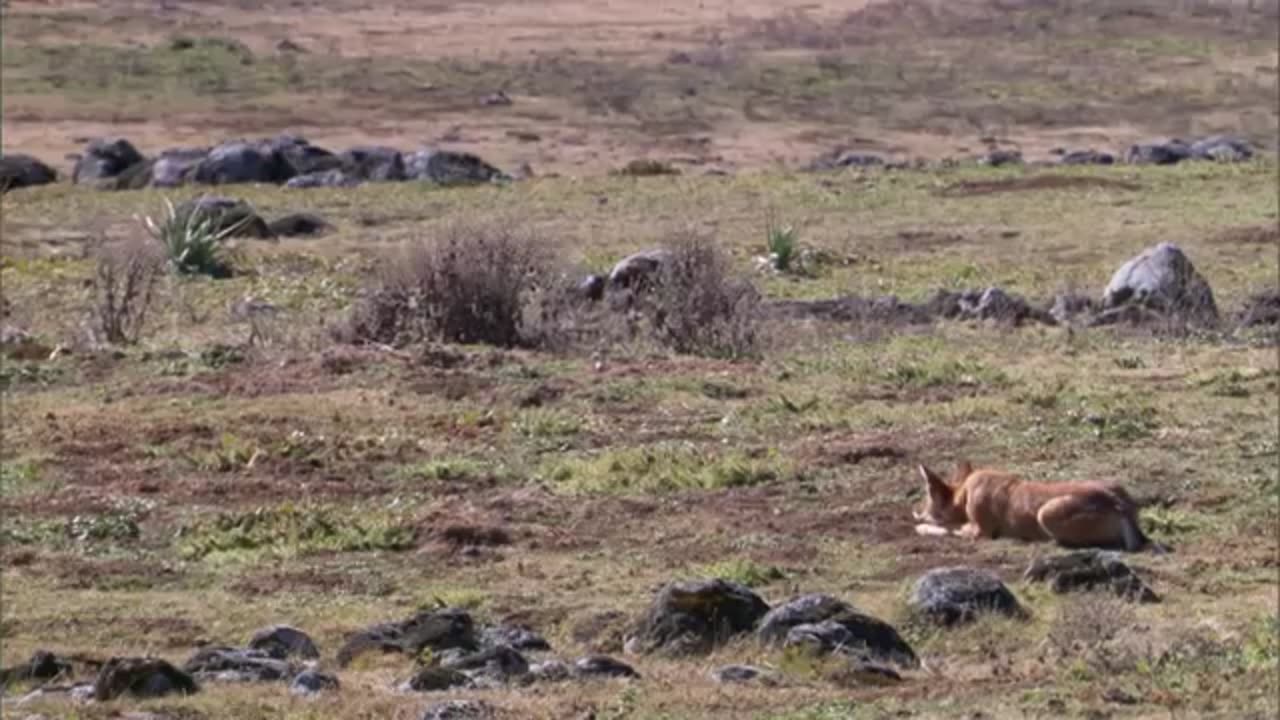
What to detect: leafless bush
<box><xmin>336</xmin><ymin>222</ymin><xmax>562</xmax><ymax>349</ymax></box>
<box><xmin>638</xmin><ymin>232</ymin><xmax>762</xmax><ymax>360</ymax></box>
<box><xmin>92</xmin><ymin>238</ymin><xmax>164</xmax><ymax>345</ymax></box>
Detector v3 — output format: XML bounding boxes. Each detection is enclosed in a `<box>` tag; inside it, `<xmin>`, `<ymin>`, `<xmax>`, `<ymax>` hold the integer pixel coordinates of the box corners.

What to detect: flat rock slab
<box><xmin>1024</xmin><ymin>551</ymin><xmax>1160</xmax><ymax>603</ymax></box>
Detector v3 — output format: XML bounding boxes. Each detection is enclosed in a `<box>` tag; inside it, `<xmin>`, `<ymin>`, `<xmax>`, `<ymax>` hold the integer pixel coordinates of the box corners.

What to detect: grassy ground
<box><xmin>2</xmin><ymin>159</ymin><xmax>1278</xmax><ymax>719</ymax></box>
<box><xmin>2</xmin><ymin>0</ymin><xmax>1279</xmax><ymax>718</ymax></box>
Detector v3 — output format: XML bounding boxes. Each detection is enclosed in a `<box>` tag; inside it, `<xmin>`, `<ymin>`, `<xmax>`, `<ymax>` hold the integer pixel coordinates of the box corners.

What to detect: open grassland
<box><xmin>2</xmin><ymin>158</ymin><xmax>1278</xmax><ymax>719</ymax></box>
<box><xmin>2</xmin><ymin>0</ymin><xmax>1279</xmax><ymax>718</ymax></box>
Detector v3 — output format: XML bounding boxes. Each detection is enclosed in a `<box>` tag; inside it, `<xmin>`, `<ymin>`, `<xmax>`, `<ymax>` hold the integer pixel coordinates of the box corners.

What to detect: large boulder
<box><xmin>337</xmin><ymin>608</ymin><xmax>478</xmax><ymax>667</ymax></box>
<box><xmin>1189</xmin><ymin>135</ymin><xmax>1253</xmax><ymax>163</ymax></box>
<box><xmin>0</xmin><ymin>154</ymin><xmax>57</xmax><ymax>192</ymax></box>
<box><xmin>339</xmin><ymin>145</ymin><xmax>405</xmax><ymax>182</ymax></box>
<box><xmin>73</xmin><ymin>137</ymin><xmax>146</xmax><ymax>184</ymax></box>
<box><xmin>757</xmin><ymin>594</ymin><xmax>855</xmax><ymax>644</ymax></box>
<box><xmin>152</xmin><ymin>148</ymin><xmax>209</xmax><ymax>187</ymax></box>
<box><xmin>1101</xmin><ymin>243</ymin><xmax>1218</xmax><ymax>323</ymax></box>
<box><xmin>93</xmin><ymin>657</ymin><xmax>199</xmax><ymax>701</ymax></box>
<box><xmin>1124</xmin><ymin>140</ymin><xmax>1191</xmax><ymax>165</ymax></box>
<box><xmin>193</xmin><ymin>141</ymin><xmax>293</xmax><ymax>185</ymax></box>
<box><xmin>624</xmin><ymin>578</ymin><xmax>770</xmax><ymax>656</ymax></box>
<box><xmin>908</xmin><ymin>567</ymin><xmax>1026</xmax><ymax>627</ymax></box>
<box><xmin>1024</xmin><ymin>551</ymin><xmax>1160</xmax><ymax>603</ymax></box>
<box><xmin>405</xmin><ymin>149</ymin><xmax>507</xmax><ymax>185</ymax></box>
<box><xmin>174</xmin><ymin>196</ymin><xmax>275</xmax><ymax>239</ymax></box>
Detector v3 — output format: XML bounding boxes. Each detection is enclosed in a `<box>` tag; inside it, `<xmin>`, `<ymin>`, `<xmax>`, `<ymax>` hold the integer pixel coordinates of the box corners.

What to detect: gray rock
<box><xmin>285</xmin><ymin>169</ymin><xmax>361</xmax><ymax>189</ymax></box>
<box><xmin>267</xmin><ymin>134</ymin><xmax>342</xmax><ymax>176</ymax></box>
<box><xmin>0</xmin><ymin>651</ymin><xmax>72</xmax><ymax>685</ymax></box>
<box><xmin>1240</xmin><ymin>290</ymin><xmax>1280</xmax><ymax>327</ymax></box>
<box><xmin>1024</xmin><ymin>551</ymin><xmax>1160</xmax><ymax>603</ymax></box>
<box><xmin>151</xmin><ymin>148</ymin><xmax>208</xmax><ymax>187</ymax></box>
<box><xmin>73</xmin><ymin>137</ymin><xmax>146</xmax><ymax>184</ymax></box>
<box><xmin>961</xmin><ymin>287</ymin><xmax>1056</xmax><ymax>325</ymax></box>
<box><xmin>183</xmin><ymin>646</ymin><xmax>294</xmax><ymax>682</ymax></box>
<box><xmin>607</xmin><ymin>249</ymin><xmax>672</xmax><ymax>293</ymax></box>
<box><xmin>441</xmin><ymin>644</ymin><xmax>529</xmax><ymax>684</ymax></box>
<box><xmin>401</xmin><ymin>667</ymin><xmax>472</xmax><ymax>692</ymax></box>
<box><xmin>248</xmin><ymin>624</ymin><xmax>320</xmax><ymax>660</ymax></box>
<box><xmin>908</xmin><ymin>567</ymin><xmax>1026</xmax><ymax>627</ymax></box>
<box><xmin>809</xmin><ymin>151</ymin><xmax>886</xmax><ymax>171</ymax></box>
<box><xmin>93</xmin><ymin>657</ymin><xmax>199</xmax><ymax>701</ymax></box>
<box><xmin>339</xmin><ymin>146</ymin><xmax>405</xmax><ymax>182</ymax></box>
<box><xmin>710</xmin><ymin>664</ymin><xmax>775</xmax><ymax>685</ymax></box>
<box><xmin>528</xmin><ymin>659</ymin><xmax>571</xmax><ymax>683</ymax></box>
<box><xmin>757</xmin><ymin>594</ymin><xmax>856</xmax><ymax>644</ymax></box>
<box><xmin>1059</xmin><ymin>149</ymin><xmax>1115</xmax><ymax>166</ymax></box>
<box><xmin>1125</xmin><ymin>140</ymin><xmax>1191</xmax><ymax>165</ymax></box>
<box><xmin>1189</xmin><ymin>135</ymin><xmax>1253</xmax><ymax>163</ymax></box>
<box><xmin>782</xmin><ymin>614</ymin><xmax>918</xmax><ymax>668</ymax></box>
<box><xmin>481</xmin><ymin>623</ymin><xmax>551</xmax><ymax>652</ymax></box>
<box><xmin>573</xmin><ymin>655</ymin><xmax>640</xmax><ymax>679</ymax></box>
<box><xmin>0</xmin><ymin>154</ymin><xmax>58</xmax><ymax>192</ymax></box>
<box><xmin>193</xmin><ymin>141</ymin><xmax>293</xmax><ymax>185</ymax></box>
<box><xmin>405</xmin><ymin>149</ymin><xmax>507</xmax><ymax>186</ymax></box>
<box><xmin>420</xmin><ymin>699</ymin><xmax>495</xmax><ymax>720</ymax></box>
<box><xmin>577</xmin><ymin>274</ymin><xmax>606</xmax><ymax>302</ymax></box>
<box><xmin>288</xmin><ymin>669</ymin><xmax>340</xmax><ymax>696</ymax></box>
<box><xmin>1102</xmin><ymin>242</ymin><xmax>1218</xmax><ymax>323</ymax></box>
<box><xmin>624</xmin><ymin>578</ymin><xmax>770</xmax><ymax>656</ymax></box>
<box><xmin>337</xmin><ymin>608</ymin><xmax>478</xmax><ymax>668</ymax></box>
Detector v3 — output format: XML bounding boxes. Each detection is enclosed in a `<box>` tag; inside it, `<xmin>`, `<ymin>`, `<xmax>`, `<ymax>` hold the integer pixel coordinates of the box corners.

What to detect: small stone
<box><xmin>573</xmin><ymin>655</ymin><xmax>640</xmax><ymax>679</ymax></box>
<box><xmin>289</xmin><ymin>669</ymin><xmax>340</xmax><ymax>696</ymax></box>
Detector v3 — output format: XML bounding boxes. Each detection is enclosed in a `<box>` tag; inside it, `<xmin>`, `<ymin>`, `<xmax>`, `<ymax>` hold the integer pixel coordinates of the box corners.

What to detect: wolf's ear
<box><xmin>953</xmin><ymin>459</ymin><xmax>973</xmax><ymax>481</ymax></box>
<box><xmin>919</xmin><ymin>464</ymin><xmax>951</xmax><ymax>501</ymax></box>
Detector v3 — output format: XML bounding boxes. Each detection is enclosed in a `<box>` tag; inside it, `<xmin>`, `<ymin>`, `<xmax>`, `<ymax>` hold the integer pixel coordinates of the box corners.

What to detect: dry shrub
<box><xmin>337</xmin><ymin>222</ymin><xmax>566</xmax><ymax>349</ymax></box>
<box><xmin>92</xmin><ymin>237</ymin><xmax>164</xmax><ymax>345</ymax></box>
<box><xmin>1047</xmin><ymin>593</ymin><xmax>1142</xmax><ymax>676</ymax></box>
<box><xmin>639</xmin><ymin>233</ymin><xmax>762</xmax><ymax>360</ymax></box>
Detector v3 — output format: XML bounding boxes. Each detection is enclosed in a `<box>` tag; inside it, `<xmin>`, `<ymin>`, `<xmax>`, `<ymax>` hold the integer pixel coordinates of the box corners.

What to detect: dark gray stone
<box><xmin>758</xmin><ymin>594</ymin><xmax>856</xmax><ymax>644</ymax></box>
<box><xmin>710</xmin><ymin>664</ymin><xmax>775</xmax><ymax>684</ymax></box>
<box><xmin>1024</xmin><ymin>551</ymin><xmax>1160</xmax><ymax>603</ymax></box>
<box><xmin>979</xmin><ymin>149</ymin><xmax>1023</xmax><ymax>167</ymax></box>
<box><xmin>1125</xmin><ymin>140</ymin><xmax>1192</xmax><ymax>165</ymax></box>
<box><xmin>337</xmin><ymin>608</ymin><xmax>478</xmax><ymax>668</ymax></box>
<box><xmin>441</xmin><ymin>644</ymin><xmax>529</xmax><ymax>684</ymax></box>
<box><xmin>0</xmin><ymin>650</ymin><xmax>72</xmax><ymax>685</ymax></box>
<box><xmin>624</xmin><ymin>578</ymin><xmax>770</xmax><ymax>656</ymax></box>
<box><xmin>908</xmin><ymin>567</ymin><xmax>1026</xmax><ymax>627</ymax></box>
<box><xmin>1189</xmin><ymin>135</ymin><xmax>1253</xmax><ymax>163</ymax></box>
<box><xmin>402</xmin><ymin>667</ymin><xmax>472</xmax><ymax>692</ymax></box>
<box><xmin>267</xmin><ymin>212</ymin><xmax>332</xmax><ymax>237</ymax></box>
<box><xmin>288</xmin><ymin>669</ymin><xmax>340</xmax><ymax>696</ymax></box>
<box><xmin>93</xmin><ymin>657</ymin><xmax>199</xmax><ymax>701</ymax></box>
<box><xmin>285</xmin><ymin>169</ymin><xmax>361</xmax><ymax>189</ymax></box>
<box><xmin>481</xmin><ymin>624</ymin><xmax>551</xmax><ymax>652</ymax></box>
<box><xmin>1059</xmin><ymin>149</ymin><xmax>1115</xmax><ymax>165</ymax></box>
<box><xmin>782</xmin><ymin>614</ymin><xmax>918</xmax><ymax>668</ymax></box>
<box><xmin>266</xmin><ymin>134</ymin><xmax>342</xmax><ymax>176</ymax></box>
<box><xmin>607</xmin><ymin>249</ymin><xmax>672</xmax><ymax>293</ymax></box>
<box><xmin>73</xmin><ymin>137</ymin><xmax>146</xmax><ymax>184</ymax></box>
<box><xmin>339</xmin><ymin>146</ymin><xmax>405</xmax><ymax>182</ymax></box>
<box><xmin>405</xmin><ymin>149</ymin><xmax>507</xmax><ymax>185</ymax></box>
<box><xmin>0</xmin><ymin>154</ymin><xmax>58</xmax><ymax>192</ymax></box>
<box><xmin>182</xmin><ymin>646</ymin><xmax>294</xmax><ymax>683</ymax></box>
<box><xmin>528</xmin><ymin>659</ymin><xmax>571</xmax><ymax>682</ymax></box>
<box><xmin>173</xmin><ymin>196</ymin><xmax>275</xmax><ymax>239</ymax></box>
<box><xmin>193</xmin><ymin>141</ymin><xmax>293</xmax><ymax>185</ymax></box>
<box><xmin>248</xmin><ymin>624</ymin><xmax>320</xmax><ymax>660</ymax></box>
<box><xmin>573</xmin><ymin>655</ymin><xmax>640</xmax><ymax>679</ymax></box>
<box><xmin>151</xmin><ymin>148</ymin><xmax>208</xmax><ymax>187</ymax></box>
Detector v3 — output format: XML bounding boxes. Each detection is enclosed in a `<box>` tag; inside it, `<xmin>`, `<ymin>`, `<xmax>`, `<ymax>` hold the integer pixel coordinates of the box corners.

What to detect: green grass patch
<box><xmin>176</xmin><ymin>504</ymin><xmax>417</xmax><ymax>560</ymax></box>
<box><xmin>543</xmin><ymin>443</ymin><xmax>787</xmax><ymax>494</ymax></box>
<box><xmin>691</xmin><ymin>558</ymin><xmax>786</xmax><ymax>588</ymax></box>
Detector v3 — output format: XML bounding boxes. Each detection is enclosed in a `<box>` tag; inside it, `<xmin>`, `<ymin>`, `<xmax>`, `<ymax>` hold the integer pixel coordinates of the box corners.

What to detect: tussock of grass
<box><xmin>691</xmin><ymin>558</ymin><xmax>786</xmax><ymax>588</ymax></box>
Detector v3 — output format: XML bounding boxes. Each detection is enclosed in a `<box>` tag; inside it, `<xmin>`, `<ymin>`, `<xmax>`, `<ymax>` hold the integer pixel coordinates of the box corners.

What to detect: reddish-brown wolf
<box><xmin>912</xmin><ymin>461</ymin><xmax>1167</xmax><ymax>553</ymax></box>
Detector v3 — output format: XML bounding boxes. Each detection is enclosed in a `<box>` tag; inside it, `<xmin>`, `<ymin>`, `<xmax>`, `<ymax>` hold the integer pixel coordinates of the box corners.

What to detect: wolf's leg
<box><xmin>1036</xmin><ymin>495</ymin><xmax>1126</xmax><ymax>549</ymax></box>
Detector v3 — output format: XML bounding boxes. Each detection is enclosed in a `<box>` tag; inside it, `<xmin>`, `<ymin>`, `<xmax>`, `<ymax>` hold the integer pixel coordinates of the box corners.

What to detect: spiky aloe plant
<box><xmin>138</xmin><ymin>197</ymin><xmax>250</xmax><ymax>277</ymax></box>
<box><xmin>765</xmin><ymin>218</ymin><xmax>798</xmax><ymax>273</ymax></box>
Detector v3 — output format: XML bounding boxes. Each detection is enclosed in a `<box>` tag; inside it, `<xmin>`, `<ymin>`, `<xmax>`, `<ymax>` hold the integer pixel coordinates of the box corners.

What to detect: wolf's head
<box><xmin>912</xmin><ymin>461</ymin><xmax>972</xmax><ymax>528</ymax></box>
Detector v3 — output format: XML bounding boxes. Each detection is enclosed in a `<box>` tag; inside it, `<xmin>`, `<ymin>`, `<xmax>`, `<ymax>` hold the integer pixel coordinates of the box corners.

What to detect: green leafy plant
<box><xmin>766</xmin><ymin>216</ymin><xmax>799</xmax><ymax>272</ymax></box>
<box><xmin>138</xmin><ymin>197</ymin><xmax>249</xmax><ymax>277</ymax></box>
